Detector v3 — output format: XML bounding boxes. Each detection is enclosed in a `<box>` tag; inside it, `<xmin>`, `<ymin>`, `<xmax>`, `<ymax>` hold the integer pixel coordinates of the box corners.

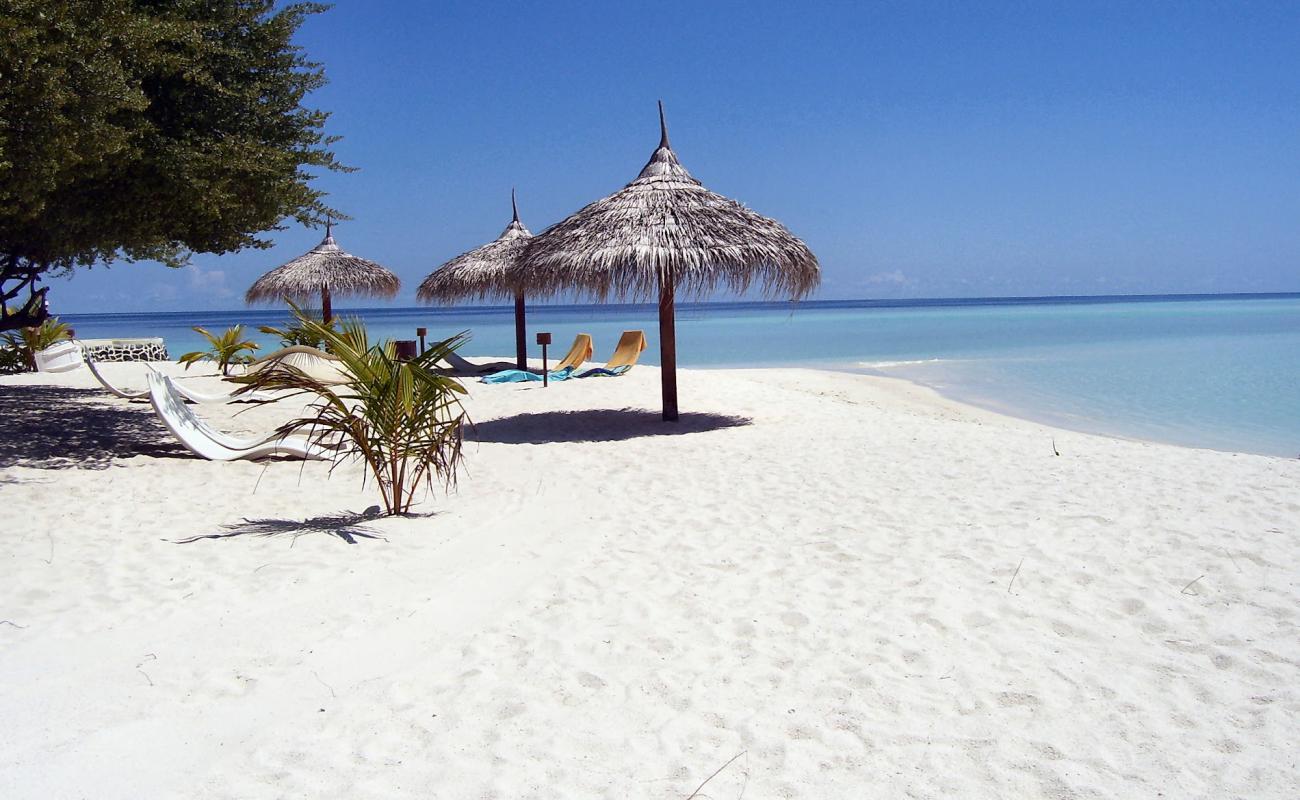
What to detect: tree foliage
<box><xmin>0</xmin><ymin>0</ymin><xmax>348</xmax><ymax>330</ymax></box>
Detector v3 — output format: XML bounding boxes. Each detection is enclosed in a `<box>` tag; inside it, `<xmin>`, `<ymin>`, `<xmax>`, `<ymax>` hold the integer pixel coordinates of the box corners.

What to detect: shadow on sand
<box><xmin>169</xmin><ymin>507</ymin><xmax>392</xmax><ymax>545</ymax></box>
<box><xmin>469</xmin><ymin>407</ymin><xmax>752</xmax><ymax>445</ymax></box>
<box><xmin>0</xmin><ymin>385</ymin><xmax>185</xmax><ymax>470</ymax></box>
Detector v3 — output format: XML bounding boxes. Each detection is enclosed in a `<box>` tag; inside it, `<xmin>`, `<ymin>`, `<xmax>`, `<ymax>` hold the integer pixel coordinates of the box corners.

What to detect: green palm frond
<box><xmin>233</xmin><ymin>301</ymin><xmax>468</xmax><ymax>516</ymax></box>
<box><xmin>178</xmin><ymin>325</ymin><xmax>260</xmax><ymax>376</ymax></box>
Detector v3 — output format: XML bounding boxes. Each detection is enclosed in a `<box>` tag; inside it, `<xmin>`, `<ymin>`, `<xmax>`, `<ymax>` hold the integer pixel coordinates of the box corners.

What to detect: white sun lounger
<box><xmin>141</xmin><ymin>363</ymin><xmax>275</xmax><ymax>404</ymax></box>
<box><xmin>83</xmin><ymin>354</ymin><xmax>149</xmax><ymax>399</ymax></box>
<box><xmin>35</xmin><ymin>340</ymin><xmax>85</xmax><ymax>373</ymax></box>
<box><xmin>146</xmin><ymin>372</ymin><xmax>329</xmax><ymax>461</ymax></box>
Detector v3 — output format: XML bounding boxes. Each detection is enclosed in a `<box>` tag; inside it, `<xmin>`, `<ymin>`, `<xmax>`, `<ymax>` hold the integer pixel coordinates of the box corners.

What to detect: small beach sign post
<box><xmin>518</xmin><ymin>103</ymin><xmax>819</xmax><ymax>420</ymax></box>
<box><xmin>418</xmin><ymin>191</ymin><xmax>534</xmax><ymax>370</ymax></box>
<box><xmin>245</xmin><ymin>221</ymin><xmax>399</xmax><ymax>324</ymax></box>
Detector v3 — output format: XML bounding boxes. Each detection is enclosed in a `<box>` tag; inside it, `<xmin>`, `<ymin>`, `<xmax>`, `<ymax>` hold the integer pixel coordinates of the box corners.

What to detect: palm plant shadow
<box><xmin>170</xmin><ymin>507</ymin><xmax>391</xmax><ymax>545</ymax></box>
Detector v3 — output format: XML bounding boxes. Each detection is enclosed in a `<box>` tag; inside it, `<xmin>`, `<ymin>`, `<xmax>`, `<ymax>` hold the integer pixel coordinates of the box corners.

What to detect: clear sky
<box><xmin>54</xmin><ymin>1</ymin><xmax>1300</xmax><ymax>313</ymax></box>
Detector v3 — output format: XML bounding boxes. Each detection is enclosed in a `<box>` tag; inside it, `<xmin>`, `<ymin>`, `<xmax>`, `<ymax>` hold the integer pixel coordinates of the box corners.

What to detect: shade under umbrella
<box><xmin>519</xmin><ymin>102</ymin><xmax>819</xmax><ymax>420</ymax></box>
<box><xmin>245</xmin><ymin>222</ymin><xmax>400</xmax><ymax>323</ymax></box>
<box><xmin>417</xmin><ymin>191</ymin><xmax>533</xmax><ymax>369</ymax></box>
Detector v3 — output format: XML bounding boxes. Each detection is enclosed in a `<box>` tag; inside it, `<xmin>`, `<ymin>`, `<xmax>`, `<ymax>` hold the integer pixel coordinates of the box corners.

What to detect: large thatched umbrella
<box><xmin>417</xmin><ymin>191</ymin><xmax>532</xmax><ymax>369</ymax></box>
<box><xmin>520</xmin><ymin>103</ymin><xmax>819</xmax><ymax>420</ymax></box>
<box><xmin>245</xmin><ymin>222</ymin><xmax>399</xmax><ymax>323</ymax></box>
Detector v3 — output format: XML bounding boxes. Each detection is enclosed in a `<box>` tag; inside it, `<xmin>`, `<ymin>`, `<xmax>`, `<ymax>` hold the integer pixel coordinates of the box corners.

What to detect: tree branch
<box><xmin>0</xmin><ymin>256</ymin><xmax>50</xmax><ymax>331</ymax></box>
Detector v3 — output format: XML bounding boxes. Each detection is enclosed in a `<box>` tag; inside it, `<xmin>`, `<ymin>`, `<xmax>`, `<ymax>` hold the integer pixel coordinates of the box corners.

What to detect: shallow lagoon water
<box><xmin>61</xmin><ymin>294</ymin><xmax>1300</xmax><ymax>457</ymax></box>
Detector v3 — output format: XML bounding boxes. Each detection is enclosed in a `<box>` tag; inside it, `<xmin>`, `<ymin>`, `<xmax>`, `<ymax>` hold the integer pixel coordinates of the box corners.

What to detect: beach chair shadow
<box><xmin>469</xmin><ymin>408</ymin><xmax>751</xmax><ymax>444</ymax></box>
<box><xmin>0</xmin><ymin>385</ymin><xmax>187</xmax><ymax>470</ymax></box>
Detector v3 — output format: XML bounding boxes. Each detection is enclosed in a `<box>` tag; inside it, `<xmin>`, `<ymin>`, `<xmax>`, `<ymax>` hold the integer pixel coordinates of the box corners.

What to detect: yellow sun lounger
<box><xmin>574</xmin><ymin>330</ymin><xmax>646</xmax><ymax>377</ymax></box>
<box><xmin>553</xmin><ymin>333</ymin><xmax>594</xmax><ymax>372</ymax></box>
<box><xmin>479</xmin><ymin>333</ymin><xmax>595</xmax><ymax>383</ymax></box>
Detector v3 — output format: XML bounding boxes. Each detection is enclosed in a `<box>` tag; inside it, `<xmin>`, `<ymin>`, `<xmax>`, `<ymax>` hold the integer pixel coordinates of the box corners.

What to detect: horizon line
<box><xmin>56</xmin><ymin>290</ymin><xmax>1300</xmax><ymax>319</ymax></box>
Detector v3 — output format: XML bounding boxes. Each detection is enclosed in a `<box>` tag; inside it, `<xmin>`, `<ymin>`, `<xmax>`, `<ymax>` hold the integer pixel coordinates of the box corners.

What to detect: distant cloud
<box><xmin>864</xmin><ymin>270</ymin><xmax>911</xmax><ymax>287</ymax></box>
<box><xmin>148</xmin><ymin>283</ymin><xmax>179</xmax><ymax>303</ymax></box>
<box><xmin>188</xmin><ymin>265</ymin><xmax>233</xmax><ymax>298</ymax></box>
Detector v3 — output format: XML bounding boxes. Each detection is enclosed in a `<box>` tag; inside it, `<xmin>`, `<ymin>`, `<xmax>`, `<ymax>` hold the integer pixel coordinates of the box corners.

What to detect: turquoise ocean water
<box><xmin>59</xmin><ymin>293</ymin><xmax>1300</xmax><ymax>458</ymax></box>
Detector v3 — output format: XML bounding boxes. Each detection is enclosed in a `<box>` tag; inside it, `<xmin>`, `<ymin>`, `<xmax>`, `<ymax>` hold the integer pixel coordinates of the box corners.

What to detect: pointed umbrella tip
<box><xmin>511</xmin><ymin>187</ymin><xmax>519</xmax><ymax>222</ymax></box>
<box><xmin>657</xmin><ymin>100</ymin><xmax>670</xmax><ymax>149</ymax></box>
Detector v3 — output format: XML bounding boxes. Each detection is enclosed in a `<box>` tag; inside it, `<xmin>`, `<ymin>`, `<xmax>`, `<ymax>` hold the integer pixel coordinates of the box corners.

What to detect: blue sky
<box><xmin>55</xmin><ymin>1</ymin><xmax>1300</xmax><ymax>313</ymax></box>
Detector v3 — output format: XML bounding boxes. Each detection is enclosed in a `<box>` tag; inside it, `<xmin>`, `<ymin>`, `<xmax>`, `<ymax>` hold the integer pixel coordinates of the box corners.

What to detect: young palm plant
<box><xmin>179</xmin><ymin>325</ymin><xmax>260</xmax><ymax>375</ymax></box>
<box><xmin>0</xmin><ymin>317</ymin><xmax>73</xmax><ymax>371</ymax></box>
<box><xmin>259</xmin><ymin>310</ymin><xmax>335</xmax><ymax>350</ymax></box>
<box><xmin>235</xmin><ymin>306</ymin><xmax>469</xmax><ymax>516</ymax></box>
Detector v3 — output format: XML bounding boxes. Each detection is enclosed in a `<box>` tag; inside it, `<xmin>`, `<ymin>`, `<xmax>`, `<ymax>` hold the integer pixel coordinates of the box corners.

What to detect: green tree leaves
<box><xmin>0</xmin><ymin>1</ymin><xmax>347</xmax><ymax>329</ymax></box>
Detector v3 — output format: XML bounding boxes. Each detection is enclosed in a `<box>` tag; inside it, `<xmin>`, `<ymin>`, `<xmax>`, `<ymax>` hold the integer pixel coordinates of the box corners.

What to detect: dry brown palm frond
<box><xmin>517</xmin><ymin>103</ymin><xmax>819</xmax><ymax>302</ymax></box>
<box><xmin>417</xmin><ymin>191</ymin><xmax>532</xmax><ymax>303</ymax></box>
<box><xmin>246</xmin><ymin>227</ymin><xmax>400</xmax><ymax>305</ymax></box>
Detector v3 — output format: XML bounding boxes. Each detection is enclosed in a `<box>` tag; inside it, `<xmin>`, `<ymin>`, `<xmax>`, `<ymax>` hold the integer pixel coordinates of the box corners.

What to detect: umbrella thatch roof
<box><xmin>416</xmin><ymin>191</ymin><xmax>533</xmax><ymax>303</ymax></box>
<box><xmin>245</xmin><ymin>224</ymin><xmax>400</xmax><ymax>305</ymax></box>
<box><xmin>518</xmin><ymin>103</ymin><xmax>819</xmax><ymax>301</ymax></box>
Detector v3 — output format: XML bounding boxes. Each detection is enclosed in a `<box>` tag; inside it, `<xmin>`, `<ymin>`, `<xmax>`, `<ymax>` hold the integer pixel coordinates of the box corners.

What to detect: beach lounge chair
<box><xmin>245</xmin><ymin>345</ymin><xmax>351</xmax><ymax>385</ymax></box>
<box><xmin>573</xmin><ymin>330</ymin><xmax>646</xmax><ymax>378</ymax></box>
<box><xmin>141</xmin><ymin>362</ymin><xmax>276</xmax><ymax>404</ymax></box>
<box><xmin>83</xmin><ymin>353</ymin><xmax>148</xmax><ymax>399</ymax></box>
<box><xmin>554</xmin><ymin>333</ymin><xmax>594</xmax><ymax>372</ymax></box>
<box><xmin>146</xmin><ymin>372</ymin><xmax>329</xmax><ymax>461</ymax></box>
<box><xmin>34</xmin><ymin>340</ymin><xmax>84</xmax><ymax>373</ymax></box>
<box><xmin>480</xmin><ymin>333</ymin><xmax>595</xmax><ymax>384</ymax></box>
<box><xmin>83</xmin><ymin>352</ymin><xmax>273</xmax><ymax>403</ymax></box>
<box><xmin>441</xmin><ymin>349</ymin><xmax>519</xmax><ymax>376</ymax></box>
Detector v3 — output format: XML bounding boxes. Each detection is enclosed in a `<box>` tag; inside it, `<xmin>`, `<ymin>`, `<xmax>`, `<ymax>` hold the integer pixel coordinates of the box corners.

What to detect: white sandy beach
<box><xmin>1</xmin><ymin>361</ymin><xmax>1297</xmax><ymax>799</ymax></box>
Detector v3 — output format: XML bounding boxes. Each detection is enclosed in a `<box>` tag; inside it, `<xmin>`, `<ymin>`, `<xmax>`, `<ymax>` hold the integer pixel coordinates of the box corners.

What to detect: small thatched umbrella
<box><xmin>417</xmin><ymin>191</ymin><xmax>533</xmax><ymax>369</ymax></box>
<box><xmin>245</xmin><ymin>222</ymin><xmax>400</xmax><ymax>323</ymax></box>
<box><xmin>520</xmin><ymin>103</ymin><xmax>819</xmax><ymax>420</ymax></box>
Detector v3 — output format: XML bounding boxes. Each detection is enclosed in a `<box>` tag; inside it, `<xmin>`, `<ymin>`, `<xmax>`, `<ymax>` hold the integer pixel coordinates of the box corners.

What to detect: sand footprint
<box><xmin>576</xmin><ymin>671</ymin><xmax>606</xmax><ymax>690</ymax></box>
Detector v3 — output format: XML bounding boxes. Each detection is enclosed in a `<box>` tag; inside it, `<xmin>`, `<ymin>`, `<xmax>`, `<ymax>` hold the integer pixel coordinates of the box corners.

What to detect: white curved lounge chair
<box><xmin>35</xmin><ymin>340</ymin><xmax>84</xmax><ymax>373</ymax></box>
<box><xmin>146</xmin><ymin>372</ymin><xmax>329</xmax><ymax>461</ymax></box>
<box><xmin>83</xmin><ymin>355</ymin><xmax>149</xmax><ymax>399</ymax></box>
<box><xmin>141</xmin><ymin>363</ymin><xmax>275</xmax><ymax>404</ymax></box>
<box><xmin>246</xmin><ymin>345</ymin><xmax>351</xmax><ymax>385</ymax></box>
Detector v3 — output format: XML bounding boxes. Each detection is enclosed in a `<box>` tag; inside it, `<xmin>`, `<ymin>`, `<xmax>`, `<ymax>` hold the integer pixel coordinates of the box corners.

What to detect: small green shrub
<box><xmin>179</xmin><ymin>325</ymin><xmax>260</xmax><ymax>376</ymax></box>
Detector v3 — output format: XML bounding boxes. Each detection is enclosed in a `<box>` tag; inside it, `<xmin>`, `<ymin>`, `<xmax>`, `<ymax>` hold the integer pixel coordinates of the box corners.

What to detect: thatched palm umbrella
<box><xmin>520</xmin><ymin>103</ymin><xmax>819</xmax><ymax>420</ymax></box>
<box><xmin>417</xmin><ymin>191</ymin><xmax>533</xmax><ymax>369</ymax></box>
<box><xmin>245</xmin><ymin>222</ymin><xmax>400</xmax><ymax>323</ymax></box>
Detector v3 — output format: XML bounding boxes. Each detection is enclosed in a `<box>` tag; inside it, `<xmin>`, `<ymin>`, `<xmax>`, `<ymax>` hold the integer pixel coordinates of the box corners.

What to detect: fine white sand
<box><xmin>1</xmin><ymin>360</ymin><xmax>1297</xmax><ymax>799</ymax></box>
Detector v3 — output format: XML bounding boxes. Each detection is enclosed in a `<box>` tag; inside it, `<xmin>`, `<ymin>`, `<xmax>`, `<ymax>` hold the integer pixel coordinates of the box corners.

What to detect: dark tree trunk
<box><xmin>514</xmin><ymin>292</ymin><xmax>527</xmax><ymax>370</ymax></box>
<box><xmin>658</xmin><ymin>266</ymin><xmax>678</xmax><ymax>422</ymax></box>
<box><xmin>0</xmin><ymin>255</ymin><xmax>51</xmax><ymax>332</ymax></box>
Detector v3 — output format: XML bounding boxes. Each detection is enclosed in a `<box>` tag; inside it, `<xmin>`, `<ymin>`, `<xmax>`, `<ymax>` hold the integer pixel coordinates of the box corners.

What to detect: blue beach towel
<box><xmin>481</xmin><ymin>367</ymin><xmax>575</xmax><ymax>384</ymax></box>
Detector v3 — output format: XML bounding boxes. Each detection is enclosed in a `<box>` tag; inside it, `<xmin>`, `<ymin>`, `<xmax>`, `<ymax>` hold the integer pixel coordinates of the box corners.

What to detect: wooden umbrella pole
<box><xmin>658</xmin><ymin>265</ymin><xmax>678</xmax><ymax>421</ymax></box>
<box><xmin>514</xmin><ymin>292</ymin><xmax>527</xmax><ymax>369</ymax></box>
<box><xmin>321</xmin><ymin>284</ymin><xmax>332</xmax><ymax>324</ymax></box>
